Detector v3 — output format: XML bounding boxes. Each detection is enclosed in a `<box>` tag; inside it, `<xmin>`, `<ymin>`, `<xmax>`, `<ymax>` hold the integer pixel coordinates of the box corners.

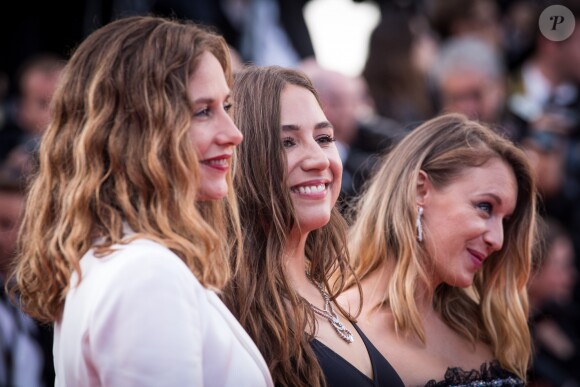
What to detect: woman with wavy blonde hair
<box><xmin>8</xmin><ymin>15</ymin><xmax>272</xmax><ymax>387</ymax></box>
<box><xmin>341</xmin><ymin>113</ymin><xmax>537</xmax><ymax>386</ymax></box>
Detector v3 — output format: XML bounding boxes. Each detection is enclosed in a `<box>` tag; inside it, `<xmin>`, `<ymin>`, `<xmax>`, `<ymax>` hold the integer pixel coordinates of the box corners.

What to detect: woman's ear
<box><xmin>416</xmin><ymin>170</ymin><xmax>430</xmax><ymax>206</ymax></box>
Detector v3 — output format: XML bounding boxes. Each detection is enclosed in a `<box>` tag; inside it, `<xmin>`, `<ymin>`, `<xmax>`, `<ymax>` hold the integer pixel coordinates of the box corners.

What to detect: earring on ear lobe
<box><xmin>416</xmin><ymin>206</ymin><xmax>424</xmax><ymax>242</ymax></box>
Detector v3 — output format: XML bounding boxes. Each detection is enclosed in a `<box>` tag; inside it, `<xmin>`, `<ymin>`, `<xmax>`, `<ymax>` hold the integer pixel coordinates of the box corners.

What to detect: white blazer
<box><xmin>54</xmin><ymin>238</ymin><xmax>273</xmax><ymax>387</ymax></box>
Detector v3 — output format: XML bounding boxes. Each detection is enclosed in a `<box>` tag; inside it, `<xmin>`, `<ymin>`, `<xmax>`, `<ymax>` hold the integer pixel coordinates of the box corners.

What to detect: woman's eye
<box><xmin>224</xmin><ymin>102</ymin><xmax>233</xmax><ymax>112</ymax></box>
<box><xmin>194</xmin><ymin>107</ymin><xmax>210</xmax><ymax>117</ymax></box>
<box><xmin>477</xmin><ymin>202</ymin><xmax>493</xmax><ymax>214</ymax></box>
<box><xmin>282</xmin><ymin>137</ymin><xmax>296</xmax><ymax>148</ymax></box>
<box><xmin>316</xmin><ymin>135</ymin><xmax>336</xmax><ymax>145</ymax></box>
<box><xmin>0</xmin><ymin>218</ymin><xmax>15</xmax><ymax>231</ymax></box>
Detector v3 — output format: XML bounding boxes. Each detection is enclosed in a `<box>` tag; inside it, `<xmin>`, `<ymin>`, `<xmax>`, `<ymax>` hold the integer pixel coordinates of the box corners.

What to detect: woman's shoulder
<box><xmin>89</xmin><ymin>238</ymin><xmax>186</xmax><ymax>269</ymax></box>
<box><xmin>424</xmin><ymin>361</ymin><xmax>524</xmax><ymax>387</ymax></box>
<box><xmin>78</xmin><ymin>237</ymin><xmax>201</xmax><ymax>292</ymax></box>
<box><xmin>66</xmin><ymin>237</ymin><xmax>211</xmax><ymax>323</ymax></box>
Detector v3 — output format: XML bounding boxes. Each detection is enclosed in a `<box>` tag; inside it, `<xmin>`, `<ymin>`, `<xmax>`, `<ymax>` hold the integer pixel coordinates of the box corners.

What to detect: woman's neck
<box><xmin>284</xmin><ymin>231</ymin><xmax>310</xmax><ymax>290</ymax></box>
<box><xmin>363</xmin><ymin>261</ymin><xmax>437</xmax><ymax>315</ymax></box>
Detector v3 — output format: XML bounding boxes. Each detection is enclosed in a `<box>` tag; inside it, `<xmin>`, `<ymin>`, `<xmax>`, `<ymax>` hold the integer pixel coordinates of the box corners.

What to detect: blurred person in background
<box><xmin>507</xmin><ymin>0</ymin><xmax>580</xmax><ymax>305</ymax></box>
<box><xmin>528</xmin><ymin>216</ymin><xmax>580</xmax><ymax>387</ymax></box>
<box><xmin>507</xmin><ymin>0</ymin><xmax>580</xmax><ymax>132</ymax></box>
<box><xmin>426</xmin><ymin>0</ymin><xmax>504</xmax><ymax>53</ymax></box>
<box><xmin>0</xmin><ymin>54</ymin><xmax>65</xmax><ymax>164</ymax></box>
<box><xmin>0</xmin><ymin>163</ymin><xmax>54</xmax><ymax>387</ymax></box>
<box><xmin>107</xmin><ymin>0</ymin><xmax>317</xmax><ymax>68</ymax></box>
<box><xmin>429</xmin><ymin>35</ymin><xmax>527</xmax><ymax>141</ymax></box>
<box><xmin>521</xmin><ymin>117</ymin><xmax>568</xmax><ymax>206</ymax></box>
<box><xmin>362</xmin><ymin>8</ymin><xmax>436</xmax><ymax>126</ymax></box>
<box><xmin>500</xmin><ymin>0</ymin><xmax>540</xmax><ymax>72</ymax></box>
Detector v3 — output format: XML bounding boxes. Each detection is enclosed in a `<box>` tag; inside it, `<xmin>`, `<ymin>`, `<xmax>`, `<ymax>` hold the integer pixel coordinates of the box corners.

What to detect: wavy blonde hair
<box><xmin>222</xmin><ymin>66</ymin><xmax>359</xmax><ymax>387</ymax></box>
<box><xmin>8</xmin><ymin>15</ymin><xmax>242</xmax><ymax>323</ymax></box>
<box><xmin>348</xmin><ymin>113</ymin><xmax>537</xmax><ymax>380</ymax></box>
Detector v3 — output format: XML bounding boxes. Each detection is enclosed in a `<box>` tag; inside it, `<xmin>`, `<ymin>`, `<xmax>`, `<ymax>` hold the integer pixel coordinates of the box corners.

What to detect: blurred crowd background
<box><xmin>1</xmin><ymin>0</ymin><xmax>580</xmax><ymax>385</ymax></box>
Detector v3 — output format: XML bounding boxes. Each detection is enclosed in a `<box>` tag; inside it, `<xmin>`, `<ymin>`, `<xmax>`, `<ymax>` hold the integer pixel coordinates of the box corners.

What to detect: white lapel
<box><xmin>206</xmin><ymin>291</ymin><xmax>274</xmax><ymax>386</ymax></box>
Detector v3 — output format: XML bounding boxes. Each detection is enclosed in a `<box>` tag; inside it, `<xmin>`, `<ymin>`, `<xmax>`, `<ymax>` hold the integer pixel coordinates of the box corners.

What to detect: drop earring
<box><xmin>416</xmin><ymin>206</ymin><xmax>423</xmax><ymax>242</ymax></box>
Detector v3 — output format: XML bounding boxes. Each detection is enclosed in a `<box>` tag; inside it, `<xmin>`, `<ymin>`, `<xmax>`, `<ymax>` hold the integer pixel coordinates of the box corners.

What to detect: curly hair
<box><xmin>8</xmin><ymin>15</ymin><xmax>242</xmax><ymax>323</ymax></box>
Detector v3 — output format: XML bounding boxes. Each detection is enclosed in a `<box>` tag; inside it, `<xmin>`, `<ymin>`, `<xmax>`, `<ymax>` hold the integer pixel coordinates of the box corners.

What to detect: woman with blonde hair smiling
<box><xmin>8</xmin><ymin>15</ymin><xmax>272</xmax><ymax>387</ymax></box>
<box><xmin>341</xmin><ymin>113</ymin><xmax>537</xmax><ymax>386</ymax></box>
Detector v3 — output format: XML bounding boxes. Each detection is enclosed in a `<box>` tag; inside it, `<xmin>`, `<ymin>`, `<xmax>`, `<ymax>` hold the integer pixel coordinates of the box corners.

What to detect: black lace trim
<box><xmin>424</xmin><ymin>361</ymin><xmax>524</xmax><ymax>387</ymax></box>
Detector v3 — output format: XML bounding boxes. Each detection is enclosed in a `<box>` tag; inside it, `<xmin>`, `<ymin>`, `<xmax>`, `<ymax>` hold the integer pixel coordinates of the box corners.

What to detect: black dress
<box><xmin>424</xmin><ymin>361</ymin><xmax>524</xmax><ymax>386</ymax></box>
<box><xmin>311</xmin><ymin>322</ymin><xmax>405</xmax><ymax>387</ymax></box>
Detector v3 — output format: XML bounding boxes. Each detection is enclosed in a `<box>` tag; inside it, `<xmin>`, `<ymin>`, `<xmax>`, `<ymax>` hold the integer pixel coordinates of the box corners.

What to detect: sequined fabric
<box><xmin>424</xmin><ymin>361</ymin><xmax>524</xmax><ymax>387</ymax></box>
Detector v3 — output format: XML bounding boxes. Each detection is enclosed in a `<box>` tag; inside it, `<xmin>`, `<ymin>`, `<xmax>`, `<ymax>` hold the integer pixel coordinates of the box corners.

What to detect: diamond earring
<box><xmin>416</xmin><ymin>206</ymin><xmax>424</xmax><ymax>242</ymax></box>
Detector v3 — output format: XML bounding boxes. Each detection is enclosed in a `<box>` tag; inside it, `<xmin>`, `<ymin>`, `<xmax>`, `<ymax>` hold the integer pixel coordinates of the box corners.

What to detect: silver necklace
<box><xmin>306</xmin><ymin>273</ymin><xmax>354</xmax><ymax>344</ymax></box>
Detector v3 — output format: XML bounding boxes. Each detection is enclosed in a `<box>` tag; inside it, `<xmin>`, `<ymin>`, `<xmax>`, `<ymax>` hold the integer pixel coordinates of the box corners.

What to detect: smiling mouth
<box><xmin>201</xmin><ymin>159</ymin><xmax>227</xmax><ymax>166</ymax></box>
<box><xmin>467</xmin><ymin>249</ymin><xmax>486</xmax><ymax>269</ymax></box>
<box><xmin>200</xmin><ymin>158</ymin><xmax>229</xmax><ymax>171</ymax></box>
<box><xmin>290</xmin><ymin>183</ymin><xmax>328</xmax><ymax>195</ymax></box>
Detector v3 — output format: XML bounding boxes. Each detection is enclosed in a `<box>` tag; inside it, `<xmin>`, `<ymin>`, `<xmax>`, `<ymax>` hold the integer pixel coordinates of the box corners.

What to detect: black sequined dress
<box><xmin>424</xmin><ymin>361</ymin><xmax>524</xmax><ymax>387</ymax></box>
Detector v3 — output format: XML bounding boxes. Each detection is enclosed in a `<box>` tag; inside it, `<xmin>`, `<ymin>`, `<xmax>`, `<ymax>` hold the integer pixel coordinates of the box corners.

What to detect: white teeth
<box><xmin>205</xmin><ymin>159</ymin><xmax>227</xmax><ymax>165</ymax></box>
<box><xmin>292</xmin><ymin>184</ymin><xmax>327</xmax><ymax>194</ymax></box>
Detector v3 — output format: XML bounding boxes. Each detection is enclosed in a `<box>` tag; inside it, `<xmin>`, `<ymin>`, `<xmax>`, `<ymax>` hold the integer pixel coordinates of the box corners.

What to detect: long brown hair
<box><xmin>9</xmin><ymin>15</ymin><xmax>242</xmax><ymax>323</ymax></box>
<box><xmin>348</xmin><ymin>113</ymin><xmax>537</xmax><ymax>380</ymax></box>
<box><xmin>222</xmin><ymin>65</ymin><xmax>356</xmax><ymax>387</ymax></box>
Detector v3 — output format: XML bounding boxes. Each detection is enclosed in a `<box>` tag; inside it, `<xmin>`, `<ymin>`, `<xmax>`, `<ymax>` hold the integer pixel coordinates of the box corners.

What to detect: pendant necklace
<box><xmin>306</xmin><ymin>272</ymin><xmax>354</xmax><ymax>344</ymax></box>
